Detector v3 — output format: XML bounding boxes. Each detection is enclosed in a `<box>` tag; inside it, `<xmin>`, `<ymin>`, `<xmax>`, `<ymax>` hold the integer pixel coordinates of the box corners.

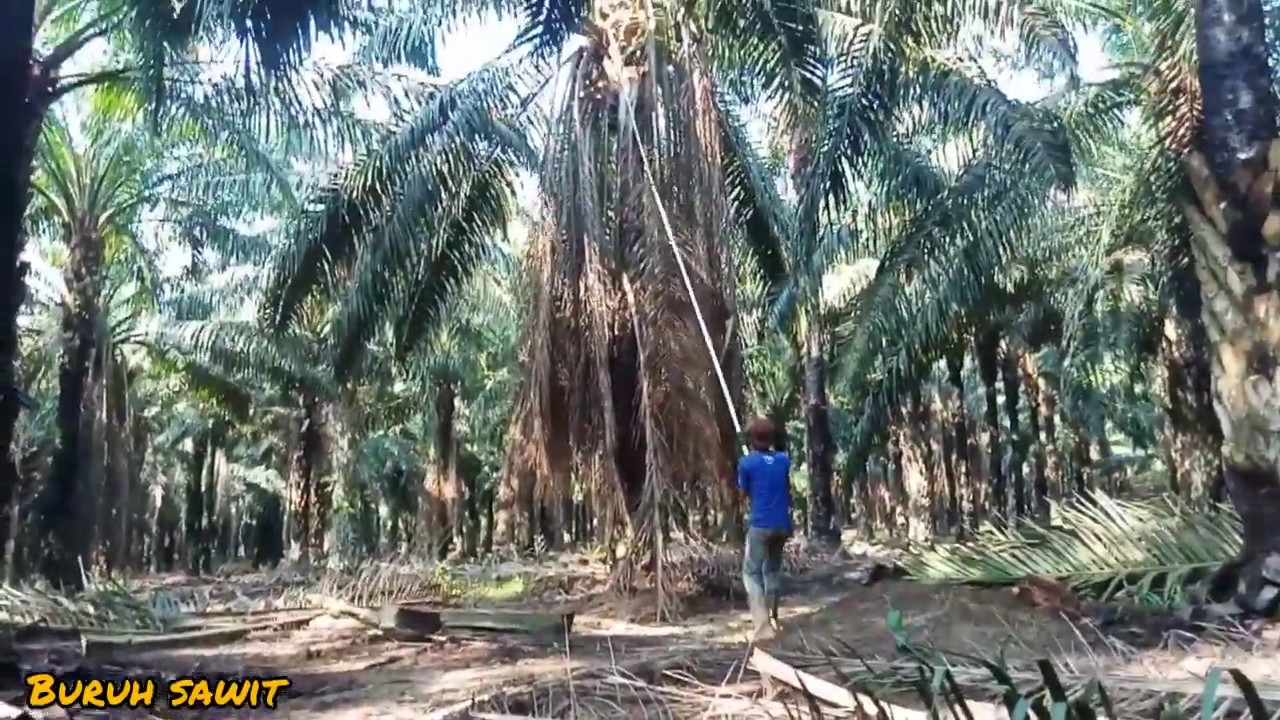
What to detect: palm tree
<box><xmin>18</xmin><ymin>217</ymin><xmax>165</xmax><ymax>580</ymax></box>
<box><xmin>765</xmin><ymin>55</ymin><xmax>1079</xmax><ymax>538</ymax></box>
<box><xmin>156</xmin><ymin>310</ymin><xmax>341</xmax><ymax>566</ymax></box>
<box><xmin>1183</xmin><ymin>0</ymin><xmax>1280</xmax><ymax>615</ymax></box>
<box><xmin>1079</xmin><ymin>0</ymin><xmax>1280</xmax><ymax>613</ymax></box>
<box><xmin>0</xmin><ymin>0</ymin><xmax>368</xmax><ymax>547</ymax></box>
<box><xmin>0</xmin><ymin>0</ymin><xmax>38</xmax><ymax>571</ymax></box>
<box><xmin>510</xmin><ymin>39</ymin><xmax>750</xmax><ymax>596</ymax></box>
<box><xmin>242</xmin><ymin>0</ymin><xmax>1090</xmax><ymax>614</ymax></box>
<box><xmin>0</xmin><ymin>0</ymin><xmax>201</xmax><ymax>558</ymax></box>
<box><xmin>25</xmin><ymin>112</ymin><xmax>159</xmax><ymax>589</ymax></box>
<box><xmin>19</xmin><ymin>67</ymin><xmax>291</xmax><ymax>585</ymax></box>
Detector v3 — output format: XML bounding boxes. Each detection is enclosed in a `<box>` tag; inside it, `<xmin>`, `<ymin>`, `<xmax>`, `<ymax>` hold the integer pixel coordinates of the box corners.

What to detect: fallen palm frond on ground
<box><xmin>647</xmin><ymin>536</ymin><xmax>825</xmax><ymax>601</ymax></box>
<box><xmin>459</xmin><ymin>619</ymin><xmax>1279</xmax><ymax>719</ymax></box>
<box><xmin>454</xmin><ymin>599</ymin><xmax>1280</xmax><ymax>719</ymax></box>
<box><xmin>0</xmin><ymin>556</ymin><xmax>563</xmax><ymax>647</ymax></box>
<box><xmin>774</xmin><ymin>644</ymin><xmax>1277</xmax><ymax>718</ymax></box>
<box><xmin>3</xmin><ymin>565</ymin><xmax>1276</xmax><ymax>720</ymax></box>
<box><xmin>0</xmin><ymin>543</ymin><xmax>849</xmax><ymax>637</ymax></box>
<box><xmin>455</xmin><ymin>637</ymin><xmax>1279</xmax><ymax>719</ymax></box>
<box><xmin>0</xmin><ymin>560</ymin><xmax>480</xmax><ymax>633</ymax></box>
<box><xmin>0</xmin><ymin>581</ymin><xmax>162</xmax><ymax>630</ymax></box>
<box><xmin>901</xmin><ymin>493</ymin><xmax>1240</xmax><ymax>604</ymax></box>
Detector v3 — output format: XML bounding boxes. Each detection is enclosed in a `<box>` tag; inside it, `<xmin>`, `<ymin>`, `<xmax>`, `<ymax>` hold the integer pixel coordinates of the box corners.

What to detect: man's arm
<box><xmin>735</xmin><ymin>456</ymin><xmax>751</xmax><ymax>494</ymax></box>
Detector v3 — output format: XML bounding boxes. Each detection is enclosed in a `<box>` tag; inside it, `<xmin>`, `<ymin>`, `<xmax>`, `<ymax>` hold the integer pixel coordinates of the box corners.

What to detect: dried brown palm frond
<box><xmin>596</xmin><ymin>535</ymin><xmax>825</xmax><ymax>617</ymax></box>
<box><xmin>506</xmin><ymin>17</ymin><xmax>742</xmax><ymax>617</ymax></box>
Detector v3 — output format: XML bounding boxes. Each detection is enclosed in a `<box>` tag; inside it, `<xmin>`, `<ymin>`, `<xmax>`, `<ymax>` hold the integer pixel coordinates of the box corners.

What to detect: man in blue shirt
<box><xmin>736</xmin><ymin>417</ymin><xmax>792</xmax><ymax>641</ymax></box>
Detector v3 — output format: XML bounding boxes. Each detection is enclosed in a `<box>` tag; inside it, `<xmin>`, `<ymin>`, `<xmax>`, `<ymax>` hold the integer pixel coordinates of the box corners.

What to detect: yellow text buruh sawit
<box><xmin>25</xmin><ymin>673</ymin><xmax>292</xmax><ymax>709</ymax></box>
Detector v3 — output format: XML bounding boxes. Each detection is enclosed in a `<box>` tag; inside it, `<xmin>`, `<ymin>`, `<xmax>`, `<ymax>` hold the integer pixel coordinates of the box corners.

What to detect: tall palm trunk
<box><xmin>1019</xmin><ymin>354</ymin><xmax>1051</xmax><ymax>519</ymax></box>
<box><xmin>39</xmin><ymin>224</ymin><xmax>104</xmax><ymax>590</ymax></box>
<box><xmin>253</xmin><ymin>488</ymin><xmax>284</xmax><ymax>567</ymax></box>
<box><xmin>1184</xmin><ymin>0</ymin><xmax>1280</xmax><ymax>615</ymax></box>
<box><xmin>945</xmin><ymin>349</ymin><xmax>977</xmax><ymax>533</ymax></box>
<box><xmin>0</xmin><ymin>0</ymin><xmax>37</xmax><ymax>572</ymax></box>
<box><xmin>1037</xmin><ymin>368</ymin><xmax>1063</xmax><ymax>499</ymax></box>
<box><xmin>803</xmin><ymin>319</ymin><xmax>836</xmax><ymax>539</ymax></box>
<box><xmin>430</xmin><ymin>379</ymin><xmax>458</xmax><ymax>559</ymax></box>
<box><xmin>1163</xmin><ymin>266</ymin><xmax>1225</xmax><ymax>503</ymax></box>
<box><xmin>975</xmin><ymin>329</ymin><xmax>1005</xmax><ymax>520</ymax></box>
<box><xmin>127</xmin><ymin>408</ymin><xmax>149</xmax><ymax>571</ymax></box>
<box><xmin>904</xmin><ymin>387</ymin><xmax>936</xmax><ymax>540</ymax></box>
<box><xmin>291</xmin><ymin>395</ymin><xmax>323</xmax><ymax>561</ymax></box>
<box><xmin>1001</xmin><ymin>350</ymin><xmax>1026</xmax><ymax>517</ymax></box>
<box><xmin>515</xmin><ymin>17</ymin><xmax>740</xmax><ymax>578</ymax></box>
<box><xmin>306</xmin><ymin>402</ymin><xmax>331</xmax><ymax>554</ymax></box>
<box><xmin>938</xmin><ymin>385</ymin><xmax>960</xmax><ymax>533</ymax></box>
<box><xmin>106</xmin><ymin>369</ymin><xmax>133</xmax><ymax>572</ymax></box>
<box><xmin>789</xmin><ymin>130</ymin><xmax>837</xmax><ymax>540</ymax></box>
<box><xmin>887</xmin><ymin>419</ymin><xmax>906</xmax><ymax>536</ymax></box>
<box><xmin>184</xmin><ymin>432</ymin><xmax>208</xmax><ymax>575</ymax></box>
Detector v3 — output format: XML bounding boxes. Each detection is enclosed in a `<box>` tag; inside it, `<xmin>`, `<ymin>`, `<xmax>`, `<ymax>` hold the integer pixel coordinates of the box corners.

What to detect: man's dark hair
<box><xmin>748</xmin><ymin>417</ymin><xmax>775</xmax><ymax>450</ymax></box>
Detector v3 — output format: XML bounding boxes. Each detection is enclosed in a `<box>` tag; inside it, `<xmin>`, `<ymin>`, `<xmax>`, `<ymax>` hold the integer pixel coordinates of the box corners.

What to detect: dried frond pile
<box><xmin>294</xmin><ymin>559</ymin><xmax>472</xmax><ymax>607</ymax></box>
<box><xmin>656</xmin><ymin>536</ymin><xmax>822</xmax><ymax>602</ymax></box>
<box><xmin>138</xmin><ymin>558</ymin><xmax>499</xmax><ymax>620</ymax></box>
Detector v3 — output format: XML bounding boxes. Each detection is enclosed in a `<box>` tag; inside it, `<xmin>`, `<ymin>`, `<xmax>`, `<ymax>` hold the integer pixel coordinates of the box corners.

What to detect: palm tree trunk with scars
<box><xmin>802</xmin><ymin>319</ymin><xmax>836</xmax><ymax>540</ymax></box>
<box><xmin>1162</xmin><ymin>269</ymin><xmax>1224</xmax><ymax>503</ymax></box>
<box><xmin>0</xmin><ymin>0</ymin><xmax>37</xmax><ymax>574</ymax></box>
<box><xmin>1184</xmin><ymin>0</ymin><xmax>1280</xmax><ymax>615</ymax></box>
<box><xmin>39</xmin><ymin>220</ymin><xmax>105</xmax><ymax>590</ymax></box>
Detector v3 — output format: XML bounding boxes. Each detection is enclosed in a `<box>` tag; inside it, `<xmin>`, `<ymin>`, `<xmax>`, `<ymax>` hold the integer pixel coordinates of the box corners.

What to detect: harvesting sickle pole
<box><xmin>627</xmin><ymin>119</ymin><xmax>746</xmax><ymax>445</ymax></box>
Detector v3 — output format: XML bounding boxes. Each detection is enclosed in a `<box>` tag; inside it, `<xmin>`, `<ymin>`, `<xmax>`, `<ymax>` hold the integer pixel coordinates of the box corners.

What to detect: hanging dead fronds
<box><xmin>507</xmin><ymin>21</ymin><xmax>742</xmax><ymax>604</ymax></box>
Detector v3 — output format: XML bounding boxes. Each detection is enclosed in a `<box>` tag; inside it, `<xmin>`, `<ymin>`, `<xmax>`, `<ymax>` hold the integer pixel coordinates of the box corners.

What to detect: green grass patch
<box><xmin>464</xmin><ymin>573</ymin><xmax>529</xmax><ymax>601</ymax></box>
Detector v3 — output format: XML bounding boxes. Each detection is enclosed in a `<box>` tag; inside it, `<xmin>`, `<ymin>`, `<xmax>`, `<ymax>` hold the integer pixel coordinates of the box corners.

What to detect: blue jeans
<box><xmin>743</xmin><ymin>526</ymin><xmax>788</xmax><ymax>611</ymax></box>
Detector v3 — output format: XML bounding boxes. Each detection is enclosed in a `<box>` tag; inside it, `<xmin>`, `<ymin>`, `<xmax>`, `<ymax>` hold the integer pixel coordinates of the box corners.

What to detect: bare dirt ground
<box><xmin>68</xmin><ymin>546</ymin><xmax>1275</xmax><ymax>720</ymax></box>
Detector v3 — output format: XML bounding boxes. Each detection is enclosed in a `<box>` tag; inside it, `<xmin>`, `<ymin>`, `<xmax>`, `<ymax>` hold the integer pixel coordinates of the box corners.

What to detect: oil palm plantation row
<box><xmin>2</xmin><ymin>0</ymin><xmax>1279</xmax><ymax>618</ymax></box>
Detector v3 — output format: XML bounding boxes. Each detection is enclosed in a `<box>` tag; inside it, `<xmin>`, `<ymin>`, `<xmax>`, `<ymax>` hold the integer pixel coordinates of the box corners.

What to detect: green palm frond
<box><xmin>1040</xmin><ymin>76</ymin><xmax>1137</xmax><ymax>169</ymax></box>
<box><xmin>904</xmin><ymin>62</ymin><xmax>1077</xmax><ymax>192</ymax></box>
<box><xmin>510</xmin><ymin>0</ymin><xmax>586</xmax><ymax>60</ymax></box>
<box><xmin>382</xmin><ymin>159</ymin><xmax>516</xmax><ymax>365</ymax></box>
<box><xmin>784</xmin><ymin>640</ymin><xmax>1277</xmax><ymax>718</ymax></box>
<box><xmin>262</xmin><ymin>65</ymin><xmax>532</xmax><ymax>373</ymax></box>
<box><xmin>705</xmin><ymin>0</ymin><xmax>827</xmax><ymax>113</ymax></box>
<box><xmin>28</xmin><ymin>112</ymin><xmax>151</xmax><ymax>242</ymax></box>
<box><xmin>830</xmin><ymin>149</ymin><xmax>1059</xmax><ymax>443</ymax></box>
<box><xmin>154</xmin><ymin>61</ymin><xmax>397</xmax><ymax>182</ymax></box>
<box><xmin>147</xmin><ymin>319</ymin><xmax>332</xmax><ymax>399</ymax></box>
<box><xmin>123</xmin><ymin>0</ymin><xmax>351</xmax><ymax>88</ymax></box>
<box><xmin>718</xmin><ymin>96</ymin><xmax>793</xmax><ymax>304</ymax></box>
<box><xmin>0</xmin><ymin>580</ymin><xmax>162</xmax><ymax>630</ymax></box>
<box><xmin>903</xmin><ymin>493</ymin><xmax>1239</xmax><ymax>603</ymax></box>
<box><xmin>348</xmin><ymin>4</ymin><xmax>452</xmax><ymax>73</ymax></box>
<box><xmin>818</xmin><ymin>0</ymin><xmax>1079</xmax><ymax>80</ymax></box>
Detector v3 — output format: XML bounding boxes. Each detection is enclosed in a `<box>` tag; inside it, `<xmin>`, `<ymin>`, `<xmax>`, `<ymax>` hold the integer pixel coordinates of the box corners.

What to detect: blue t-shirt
<box><xmin>737</xmin><ymin>450</ymin><xmax>792</xmax><ymax>531</ymax></box>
